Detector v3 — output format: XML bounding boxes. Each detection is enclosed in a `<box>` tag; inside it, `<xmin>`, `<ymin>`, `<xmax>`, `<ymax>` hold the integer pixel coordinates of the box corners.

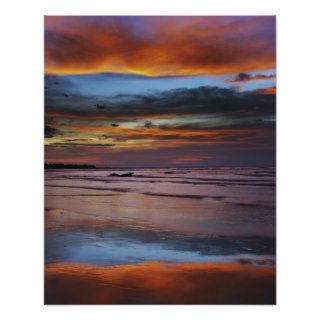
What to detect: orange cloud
<box><xmin>45</xmin><ymin>16</ymin><xmax>275</xmax><ymax>76</ymax></box>
<box><xmin>47</xmin><ymin>122</ymin><xmax>263</xmax><ymax>136</ymax></box>
<box><xmin>45</xmin><ymin>112</ymin><xmax>179</xmax><ymax>121</ymax></box>
<box><xmin>257</xmin><ymin>86</ymin><xmax>276</xmax><ymax>95</ymax></box>
<box><xmin>45</xmin><ymin>262</ymin><xmax>276</xmax><ymax>304</ymax></box>
<box><xmin>45</xmin><ymin>123</ymin><xmax>269</xmax><ymax>149</ymax></box>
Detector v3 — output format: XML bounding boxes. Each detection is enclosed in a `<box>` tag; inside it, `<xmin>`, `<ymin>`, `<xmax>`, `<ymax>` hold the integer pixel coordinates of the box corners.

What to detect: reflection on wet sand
<box><xmin>45</xmin><ymin>262</ymin><xmax>276</xmax><ymax>304</ymax></box>
<box><xmin>45</xmin><ymin>209</ymin><xmax>275</xmax><ymax>265</ymax></box>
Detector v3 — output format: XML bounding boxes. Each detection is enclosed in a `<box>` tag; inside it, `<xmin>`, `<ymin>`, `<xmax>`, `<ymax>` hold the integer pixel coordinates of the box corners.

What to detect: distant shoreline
<box><xmin>45</xmin><ymin>164</ymin><xmax>276</xmax><ymax>170</ymax></box>
<box><xmin>45</xmin><ymin>164</ymin><xmax>96</xmax><ymax>169</ymax></box>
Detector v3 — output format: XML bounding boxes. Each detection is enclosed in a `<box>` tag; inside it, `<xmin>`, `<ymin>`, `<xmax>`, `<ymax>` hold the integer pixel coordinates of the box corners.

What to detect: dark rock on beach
<box><xmin>109</xmin><ymin>172</ymin><xmax>134</xmax><ymax>177</ymax></box>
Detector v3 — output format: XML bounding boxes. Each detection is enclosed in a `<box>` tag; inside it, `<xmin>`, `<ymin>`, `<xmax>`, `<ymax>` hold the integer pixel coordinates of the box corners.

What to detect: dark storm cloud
<box><xmin>45</xmin><ymin>126</ymin><xmax>62</xmax><ymax>138</ymax></box>
<box><xmin>144</xmin><ymin>121</ymin><xmax>153</xmax><ymax>128</ymax></box>
<box><xmin>226</xmin><ymin>73</ymin><xmax>275</xmax><ymax>83</ymax></box>
<box><xmin>45</xmin><ymin>86</ymin><xmax>275</xmax><ymax>121</ymax></box>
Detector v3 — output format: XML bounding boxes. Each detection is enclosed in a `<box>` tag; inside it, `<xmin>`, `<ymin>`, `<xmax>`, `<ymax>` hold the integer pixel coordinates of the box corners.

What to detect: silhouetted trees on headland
<box><xmin>45</xmin><ymin>163</ymin><xmax>96</xmax><ymax>169</ymax></box>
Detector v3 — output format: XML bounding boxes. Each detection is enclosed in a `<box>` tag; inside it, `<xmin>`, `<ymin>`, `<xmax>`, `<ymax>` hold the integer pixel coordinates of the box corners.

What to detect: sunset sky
<box><xmin>45</xmin><ymin>16</ymin><xmax>276</xmax><ymax>167</ymax></box>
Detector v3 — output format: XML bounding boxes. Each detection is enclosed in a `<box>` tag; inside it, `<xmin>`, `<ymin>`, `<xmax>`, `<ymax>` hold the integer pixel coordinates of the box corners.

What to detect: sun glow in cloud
<box><xmin>45</xmin><ymin>16</ymin><xmax>275</xmax><ymax>77</ymax></box>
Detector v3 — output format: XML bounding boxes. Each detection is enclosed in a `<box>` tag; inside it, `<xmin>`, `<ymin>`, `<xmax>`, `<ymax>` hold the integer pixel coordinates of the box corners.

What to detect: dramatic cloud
<box><xmin>44</xmin><ymin>16</ymin><xmax>276</xmax><ymax>167</ymax></box>
<box><xmin>44</xmin><ymin>86</ymin><xmax>275</xmax><ymax>165</ymax></box>
<box><xmin>45</xmin><ymin>125</ymin><xmax>62</xmax><ymax>138</ymax></box>
<box><xmin>46</xmin><ymin>86</ymin><xmax>275</xmax><ymax>120</ymax></box>
<box><xmin>226</xmin><ymin>73</ymin><xmax>275</xmax><ymax>83</ymax></box>
<box><xmin>45</xmin><ymin>16</ymin><xmax>275</xmax><ymax>76</ymax></box>
<box><xmin>144</xmin><ymin>121</ymin><xmax>153</xmax><ymax>128</ymax></box>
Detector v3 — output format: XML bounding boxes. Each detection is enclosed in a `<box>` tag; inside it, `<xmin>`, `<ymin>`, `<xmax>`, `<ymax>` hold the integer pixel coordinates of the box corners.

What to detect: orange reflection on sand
<box><xmin>45</xmin><ymin>262</ymin><xmax>275</xmax><ymax>304</ymax></box>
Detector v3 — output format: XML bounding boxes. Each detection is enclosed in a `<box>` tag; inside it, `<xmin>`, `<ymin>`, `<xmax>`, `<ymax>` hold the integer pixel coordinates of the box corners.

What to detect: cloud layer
<box><xmin>45</xmin><ymin>16</ymin><xmax>275</xmax><ymax>76</ymax></box>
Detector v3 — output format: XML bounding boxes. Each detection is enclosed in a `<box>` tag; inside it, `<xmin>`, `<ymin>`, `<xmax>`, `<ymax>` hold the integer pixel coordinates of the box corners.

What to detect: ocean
<box><xmin>45</xmin><ymin>167</ymin><xmax>275</xmax><ymax>267</ymax></box>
